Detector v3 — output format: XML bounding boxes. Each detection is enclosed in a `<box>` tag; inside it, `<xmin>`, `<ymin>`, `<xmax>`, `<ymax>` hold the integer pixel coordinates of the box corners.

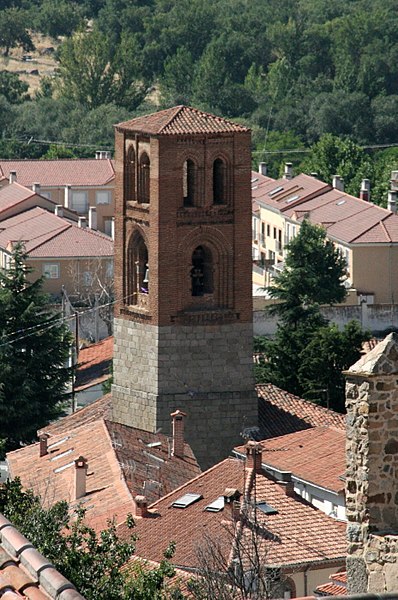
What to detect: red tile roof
<box><xmin>0</xmin><ymin>159</ymin><xmax>114</xmax><ymax>187</ymax></box>
<box><xmin>0</xmin><ymin>207</ymin><xmax>113</xmax><ymax>258</ymax></box>
<box><xmin>315</xmin><ymin>571</ymin><xmax>347</xmax><ymax>596</ymax></box>
<box><xmin>0</xmin><ymin>514</ymin><xmax>85</xmax><ymax>599</ymax></box>
<box><xmin>257</xmin><ymin>384</ymin><xmax>345</xmax><ymax>440</ymax></box>
<box><xmin>235</xmin><ymin>426</ymin><xmax>346</xmax><ymax>494</ymax></box>
<box><xmin>0</xmin><ymin>182</ymin><xmax>35</xmax><ymax>214</ymax></box>
<box><xmin>38</xmin><ymin>394</ymin><xmax>112</xmax><ymax>437</ymax></box>
<box><xmin>75</xmin><ymin>337</ymin><xmax>113</xmax><ymax>392</ymax></box>
<box><xmin>255</xmin><ymin>173</ymin><xmax>330</xmax><ymax>212</ymax></box>
<box><xmin>8</xmin><ymin>399</ymin><xmax>200</xmax><ymax>532</ymax></box>
<box><xmin>116</xmin><ymin>106</ymin><xmax>249</xmax><ymax>136</ymax></box>
<box><xmin>124</xmin><ymin>556</ymin><xmax>196</xmax><ymax>598</ymax></box>
<box><xmin>117</xmin><ymin>457</ymin><xmax>346</xmax><ymax>572</ymax></box>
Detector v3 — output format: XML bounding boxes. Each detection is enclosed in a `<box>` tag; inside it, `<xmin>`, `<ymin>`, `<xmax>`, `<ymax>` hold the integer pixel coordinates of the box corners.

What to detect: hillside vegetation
<box><xmin>1</xmin><ymin>0</ymin><xmax>398</xmax><ymax>201</ymax></box>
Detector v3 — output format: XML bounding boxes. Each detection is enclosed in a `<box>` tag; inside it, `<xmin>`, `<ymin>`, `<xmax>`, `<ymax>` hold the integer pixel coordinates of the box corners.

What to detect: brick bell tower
<box><xmin>112</xmin><ymin>106</ymin><xmax>257</xmax><ymax>469</ymax></box>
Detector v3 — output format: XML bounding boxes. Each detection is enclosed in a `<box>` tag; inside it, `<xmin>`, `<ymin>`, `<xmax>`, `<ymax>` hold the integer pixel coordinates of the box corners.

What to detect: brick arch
<box><xmin>178</xmin><ymin>226</ymin><xmax>233</xmax><ymax>310</ymax></box>
<box><xmin>283</xmin><ymin>576</ymin><xmax>296</xmax><ymax>598</ymax></box>
<box><xmin>138</xmin><ymin>151</ymin><xmax>150</xmax><ymax>204</ymax></box>
<box><xmin>124</xmin><ymin>145</ymin><xmax>136</xmax><ymax>202</ymax></box>
<box><xmin>210</xmin><ymin>152</ymin><xmax>232</xmax><ymax>206</ymax></box>
<box><xmin>181</xmin><ymin>155</ymin><xmax>199</xmax><ymax>207</ymax></box>
<box><xmin>125</xmin><ymin>226</ymin><xmax>149</xmax><ymax>305</ymax></box>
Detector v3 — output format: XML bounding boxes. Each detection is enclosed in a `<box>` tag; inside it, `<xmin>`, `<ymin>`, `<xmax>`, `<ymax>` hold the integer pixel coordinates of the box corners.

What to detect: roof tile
<box><xmin>0</xmin><ymin>160</ymin><xmax>114</xmax><ymax>188</ymax></box>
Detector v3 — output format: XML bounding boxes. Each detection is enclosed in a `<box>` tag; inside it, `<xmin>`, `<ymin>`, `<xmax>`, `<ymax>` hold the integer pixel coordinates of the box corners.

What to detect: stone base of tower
<box><xmin>111</xmin><ymin>318</ymin><xmax>258</xmax><ymax>469</ymax></box>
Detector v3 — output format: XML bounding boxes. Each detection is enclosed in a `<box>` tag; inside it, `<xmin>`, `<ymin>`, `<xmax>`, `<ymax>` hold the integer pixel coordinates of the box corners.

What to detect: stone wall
<box><xmin>112</xmin><ymin>317</ymin><xmax>258</xmax><ymax>469</ymax></box>
<box><xmin>345</xmin><ymin>333</ymin><xmax>398</xmax><ymax>594</ymax></box>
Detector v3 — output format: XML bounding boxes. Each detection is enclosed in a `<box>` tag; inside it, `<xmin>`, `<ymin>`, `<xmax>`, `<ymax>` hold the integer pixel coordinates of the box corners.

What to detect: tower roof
<box><xmin>115</xmin><ymin>105</ymin><xmax>250</xmax><ymax>136</ymax></box>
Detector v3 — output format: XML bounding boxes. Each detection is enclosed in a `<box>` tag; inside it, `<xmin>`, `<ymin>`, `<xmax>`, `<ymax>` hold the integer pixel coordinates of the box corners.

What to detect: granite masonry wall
<box><xmin>112</xmin><ymin>317</ymin><xmax>258</xmax><ymax>469</ymax></box>
<box><xmin>345</xmin><ymin>333</ymin><xmax>398</xmax><ymax>594</ymax></box>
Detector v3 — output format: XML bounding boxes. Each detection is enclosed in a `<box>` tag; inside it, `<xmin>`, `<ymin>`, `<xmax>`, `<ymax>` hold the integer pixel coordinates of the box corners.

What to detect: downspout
<box><xmin>304</xmin><ymin>566</ymin><xmax>310</xmax><ymax>597</ymax></box>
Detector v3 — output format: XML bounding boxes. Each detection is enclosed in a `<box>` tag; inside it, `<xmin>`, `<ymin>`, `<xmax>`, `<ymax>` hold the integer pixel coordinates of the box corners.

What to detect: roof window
<box><xmin>285</xmin><ymin>195</ymin><xmax>299</xmax><ymax>203</ymax></box>
<box><xmin>256</xmin><ymin>501</ymin><xmax>278</xmax><ymax>515</ymax></box>
<box><xmin>50</xmin><ymin>449</ymin><xmax>73</xmax><ymax>461</ymax></box>
<box><xmin>54</xmin><ymin>461</ymin><xmax>74</xmax><ymax>474</ymax></box>
<box><xmin>268</xmin><ymin>186</ymin><xmax>283</xmax><ymax>197</ymax></box>
<box><xmin>204</xmin><ymin>496</ymin><xmax>224</xmax><ymax>512</ymax></box>
<box><xmin>172</xmin><ymin>492</ymin><xmax>203</xmax><ymax>509</ymax></box>
<box><xmin>336</xmin><ymin>200</ymin><xmax>346</xmax><ymax>206</ymax></box>
<box><xmin>47</xmin><ymin>436</ymin><xmax>70</xmax><ymax>450</ymax></box>
<box><xmin>251</xmin><ymin>177</ymin><xmax>259</xmax><ymax>184</ymax></box>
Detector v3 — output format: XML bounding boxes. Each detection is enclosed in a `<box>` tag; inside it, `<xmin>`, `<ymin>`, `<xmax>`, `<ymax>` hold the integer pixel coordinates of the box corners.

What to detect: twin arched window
<box><xmin>182</xmin><ymin>157</ymin><xmax>227</xmax><ymax>207</ymax></box>
<box><xmin>124</xmin><ymin>148</ymin><xmax>150</xmax><ymax>204</ymax></box>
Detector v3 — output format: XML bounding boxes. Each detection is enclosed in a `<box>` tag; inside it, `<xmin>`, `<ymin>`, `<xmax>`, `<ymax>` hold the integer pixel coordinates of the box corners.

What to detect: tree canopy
<box><xmin>0</xmin><ymin>243</ymin><xmax>72</xmax><ymax>454</ymax></box>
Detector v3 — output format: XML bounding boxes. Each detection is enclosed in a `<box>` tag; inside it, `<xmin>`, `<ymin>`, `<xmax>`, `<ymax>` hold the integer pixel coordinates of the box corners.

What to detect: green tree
<box><xmin>33</xmin><ymin>0</ymin><xmax>84</xmax><ymax>39</ymax></box>
<box><xmin>0</xmin><ymin>71</ymin><xmax>29</xmax><ymax>104</ymax></box>
<box><xmin>0</xmin><ymin>478</ymin><xmax>179</xmax><ymax>600</ymax></box>
<box><xmin>0</xmin><ymin>243</ymin><xmax>72</xmax><ymax>453</ymax></box>
<box><xmin>0</xmin><ymin>8</ymin><xmax>34</xmax><ymax>57</ymax></box>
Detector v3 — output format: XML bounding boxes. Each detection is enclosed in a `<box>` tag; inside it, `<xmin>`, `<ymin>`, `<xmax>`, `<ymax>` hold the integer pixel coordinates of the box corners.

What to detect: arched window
<box><xmin>125</xmin><ymin>146</ymin><xmax>135</xmax><ymax>201</ymax></box>
<box><xmin>128</xmin><ymin>232</ymin><xmax>148</xmax><ymax>305</ymax></box>
<box><xmin>191</xmin><ymin>245</ymin><xmax>213</xmax><ymax>296</ymax></box>
<box><xmin>183</xmin><ymin>159</ymin><xmax>195</xmax><ymax>207</ymax></box>
<box><xmin>213</xmin><ymin>158</ymin><xmax>226</xmax><ymax>204</ymax></box>
<box><xmin>138</xmin><ymin>152</ymin><xmax>150</xmax><ymax>204</ymax></box>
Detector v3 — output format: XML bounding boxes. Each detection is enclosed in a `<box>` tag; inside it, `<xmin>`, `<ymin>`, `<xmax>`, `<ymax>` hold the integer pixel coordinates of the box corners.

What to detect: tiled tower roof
<box><xmin>115</xmin><ymin>105</ymin><xmax>250</xmax><ymax>136</ymax></box>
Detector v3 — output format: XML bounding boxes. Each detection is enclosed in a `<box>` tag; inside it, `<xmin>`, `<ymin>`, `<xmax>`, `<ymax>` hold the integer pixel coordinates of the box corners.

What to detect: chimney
<box><xmin>54</xmin><ymin>205</ymin><xmax>64</xmax><ymax>218</ymax></box>
<box><xmin>310</xmin><ymin>172</ymin><xmax>318</xmax><ymax>178</ymax></box>
<box><xmin>95</xmin><ymin>151</ymin><xmax>101</xmax><ymax>160</ymax></box>
<box><xmin>64</xmin><ymin>184</ymin><xmax>71</xmax><ymax>208</ymax></box>
<box><xmin>390</xmin><ymin>170</ymin><xmax>398</xmax><ymax>192</ymax></box>
<box><xmin>39</xmin><ymin>433</ymin><xmax>49</xmax><ymax>457</ymax></box>
<box><xmin>283</xmin><ymin>162</ymin><xmax>293</xmax><ymax>180</ymax></box>
<box><xmin>74</xmin><ymin>456</ymin><xmax>88</xmax><ymax>500</ymax></box>
<box><xmin>245</xmin><ymin>441</ymin><xmax>263</xmax><ymax>473</ymax></box>
<box><xmin>359</xmin><ymin>179</ymin><xmax>371</xmax><ymax>202</ymax></box>
<box><xmin>223</xmin><ymin>488</ymin><xmax>242</xmax><ymax>521</ymax></box>
<box><xmin>111</xmin><ymin>217</ymin><xmax>115</xmax><ymax>240</ymax></box>
<box><xmin>388</xmin><ymin>191</ymin><xmax>397</xmax><ymax>213</ymax></box>
<box><xmin>171</xmin><ymin>410</ymin><xmax>186</xmax><ymax>458</ymax></box>
<box><xmin>258</xmin><ymin>162</ymin><xmax>267</xmax><ymax>176</ymax></box>
<box><xmin>332</xmin><ymin>175</ymin><xmax>345</xmax><ymax>192</ymax></box>
<box><xmin>78</xmin><ymin>217</ymin><xmax>87</xmax><ymax>229</ymax></box>
<box><xmin>134</xmin><ymin>495</ymin><xmax>148</xmax><ymax>518</ymax></box>
<box><xmin>88</xmin><ymin>206</ymin><xmax>97</xmax><ymax>230</ymax></box>
<box><xmin>276</xmin><ymin>471</ymin><xmax>295</xmax><ymax>497</ymax></box>
<box><xmin>9</xmin><ymin>171</ymin><xmax>17</xmax><ymax>184</ymax></box>
<box><xmin>32</xmin><ymin>182</ymin><xmax>41</xmax><ymax>195</ymax></box>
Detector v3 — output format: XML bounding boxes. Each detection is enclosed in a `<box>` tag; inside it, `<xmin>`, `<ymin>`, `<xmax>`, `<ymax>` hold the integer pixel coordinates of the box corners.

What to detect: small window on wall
<box><xmin>125</xmin><ymin>146</ymin><xmax>135</xmax><ymax>201</ymax></box>
<box><xmin>213</xmin><ymin>158</ymin><xmax>226</xmax><ymax>205</ymax></box>
<box><xmin>191</xmin><ymin>246</ymin><xmax>213</xmax><ymax>296</ymax></box>
<box><xmin>138</xmin><ymin>152</ymin><xmax>150</xmax><ymax>204</ymax></box>
<box><xmin>71</xmin><ymin>191</ymin><xmax>88</xmax><ymax>213</ymax></box>
<box><xmin>96</xmin><ymin>190</ymin><xmax>110</xmax><ymax>205</ymax></box>
<box><xmin>183</xmin><ymin>159</ymin><xmax>195</xmax><ymax>206</ymax></box>
<box><xmin>43</xmin><ymin>263</ymin><xmax>59</xmax><ymax>279</ymax></box>
<box><xmin>104</xmin><ymin>218</ymin><xmax>113</xmax><ymax>237</ymax></box>
<box><xmin>41</xmin><ymin>191</ymin><xmax>52</xmax><ymax>200</ymax></box>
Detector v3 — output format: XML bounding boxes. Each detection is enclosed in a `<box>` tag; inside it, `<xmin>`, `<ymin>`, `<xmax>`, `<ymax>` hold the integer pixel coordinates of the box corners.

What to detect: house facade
<box><xmin>0</xmin><ymin>155</ymin><xmax>115</xmax><ymax>235</ymax></box>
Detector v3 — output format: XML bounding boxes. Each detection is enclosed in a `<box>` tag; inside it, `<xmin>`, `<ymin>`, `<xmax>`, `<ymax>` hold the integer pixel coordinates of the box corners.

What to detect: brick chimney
<box><xmin>332</xmin><ymin>175</ymin><xmax>345</xmax><ymax>192</ymax></box>
<box><xmin>276</xmin><ymin>471</ymin><xmax>295</xmax><ymax>497</ymax></box>
<box><xmin>88</xmin><ymin>206</ymin><xmax>97</xmax><ymax>230</ymax></box>
<box><xmin>54</xmin><ymin>205</ymin><xmax>64</xmax><ymax>218</ymax></box>
<box><xmin>171</xmin><ymin>410</ymin><xmax>186</xmax><ymax>458</ymax></box>
<box><xmin>388</xmin><ymin>190</ymin><xmax>397</xmax><ymax>213</ymax></box>
<box><xmin>9</xmin><ymin>171</ymin><xmax>17</xmax><ymax>184</ymax></box>
<box><xmin>78</xmin><ymin>217</ymin><xmax>87</xmax><ymax>229</ymax></box>
<box><xmin>245</xmin><ymin>441</ymin><xmax>263</xmax><ymax>473</ymax></box>
<box><xmin>258</xmin><ymin>162</ymin><xmax>267</xmax><ymax>176</ymax></box>
<box><xmin>359</xmin><ymin>179</ymin><xmax>371</xmax><ymax>202</ymax></box>
<box><xmin>134</xmin><ymin>495</ymin><xmax>148</xmax><ymax>518</ymax></box>
<box><xmin>223</xmin><ymin>488</ymin><xmax>242</xmax><ymax>521</ymax></box>
<box><xmin>39</xmin><ymin>433</ymin><xmax>49</xmax><ymax>457</ymax></box>
<box><xmin>283</xmin><ymin>162</ymin><xmax>293</xmax><ymax>180</ymax></box>
<box><xmin>74</xmin><ymin>456</ymin><xmax>88</xmax><ymax>500</ymax></box>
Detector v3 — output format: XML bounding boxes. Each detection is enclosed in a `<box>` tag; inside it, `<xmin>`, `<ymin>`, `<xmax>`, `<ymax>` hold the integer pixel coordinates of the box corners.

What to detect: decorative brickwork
<box><xmin>345</xmin><ymin>333</ymin><xmax>398</xmax><ymax>594</ymax></box>
<box><xmin>112</xmin><ymin>107</ymin><xmax>257</xmax><ymax>469</ymax></box>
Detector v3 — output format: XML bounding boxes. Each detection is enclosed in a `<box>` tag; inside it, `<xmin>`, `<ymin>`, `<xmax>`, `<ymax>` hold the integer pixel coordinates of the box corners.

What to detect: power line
<box><xmin>253</xmin><ymin>141</ymin><xmax>398</xmax><ymax>156</ymax></box>
<box><xmin>1</xmin><ymin>136</ymin><xmax>113</xmax><ymax>150</ymax></box>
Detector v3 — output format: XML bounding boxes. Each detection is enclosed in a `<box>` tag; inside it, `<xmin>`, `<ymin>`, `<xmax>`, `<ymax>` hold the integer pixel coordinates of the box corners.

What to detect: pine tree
<box><xmin>0</xmin><ymin>243</ymin><xmax>72</xmax><ymax>453</ymax></box>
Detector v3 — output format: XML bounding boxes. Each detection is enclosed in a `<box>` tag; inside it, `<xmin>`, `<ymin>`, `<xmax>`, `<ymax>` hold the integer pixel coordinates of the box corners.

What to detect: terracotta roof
<box><xmin>124</xmin><ymin>556</ymin><xmax>195</xmax><ymax>599</ymax></box>
<box><xmin>315</xmin><ymin>571</ymin><xmax>347</xmax><ymax>596</ymax></box>
<box><xmin>257</xmin><ymin>384</ymin><xmax>345</xmax><ymax>439</ymax></box>
<box><xmin>235</xmin><ymin>427</ymin><xmax>346</xmax><ymax>494</ymax></box>
<box><xmin>0</xmin><ymin>182</ymin><xmax>35</xmax><ymax>214</ymax></box>
<box><xmin>116</xmin><ymin>106</ymin><xmax>249</xmax><ymax>136</ymax></box>
<box><xmin>117</xmin><ymin>457</ymin><xmax>346</xmax><ymax>572</ymax></box>
<box><xmin>75</xmin><ymin>337</ymin><xmax>113</xmax><ymax>392</ymax></box>
<box><xmin>0</xmin><ymin>514</ymin><xmax>85</xmax><ymax>599</ymax></box>
<box><xmin>0</xmin><ymin>207</ymin><xmax>113</xmax><ymax>258</ymax></box>
<box><xmin>0</xmin><ymin>159</ymin><xmax>114</xmax><ymax>187</ymax></box>
<box><xmin>8</xmin><ymin>404</ymin><xmax>200</xmax><ymax>532</ymax></box>
<box><xmin>255</xmin><ymin>173</ymin><xmax>330</xmax><ymax>213</ymax></box>
<box><xmin>0</xmin><ymin>183</ymin><xmax>79</xmax><ymax>223</ymax></box>
<box><xmin>38</xmin><ymin>394</ymin><xmax>112</xmax><ymax>437</ymax></box>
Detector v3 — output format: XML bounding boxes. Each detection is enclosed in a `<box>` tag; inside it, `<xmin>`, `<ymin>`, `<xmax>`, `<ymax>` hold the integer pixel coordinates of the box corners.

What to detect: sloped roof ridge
<box><xmin>146</xmin><ymin>456</ymin><xmax>232</xmax><ymax>510</ymax></box>
<box><xmin>19</xmin><ymin>209</ymin><xmax>72</xmax><ymax>253</ymax></box>
<box><xmin>157</xmin><ymin>105</ymin><xmax>185</xmax><ymax>132</ymax></box>
<box><xmin>0</xmin><ymin>157</ymin><xmax>111</xmax><ymax>163</ymax></box>
<box><xmin>348</xmin><ymin>208</ymin><xmax>392</xmax><ymax>243</ymax></box>
<box><xmin>102</xmin><ymin>419</ymin><xmax>135</xmax><ymax>503</ymax></box>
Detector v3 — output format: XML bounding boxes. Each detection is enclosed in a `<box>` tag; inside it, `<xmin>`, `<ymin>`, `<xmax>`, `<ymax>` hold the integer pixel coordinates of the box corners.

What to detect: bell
<box><xmin>143</xmin><ymin>265</ymin><xmax>149</xmax><ymax>283</ymax></box>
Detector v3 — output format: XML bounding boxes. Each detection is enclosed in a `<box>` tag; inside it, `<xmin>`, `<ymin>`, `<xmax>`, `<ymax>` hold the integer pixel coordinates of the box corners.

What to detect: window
<box><xmin>191</xmin><ymin>246</ymin><xmax>213</xmax><ymax>296</ymax></box>
<box><xmin>267</xmin><ymin>224</ymin><xmax>270</xmax><ymax>237</ymax></box>
<box><xmin>71</xmin><ymin>191</ymin><xmax>88</xmax><ymax>213</ymax></box>
<box><xmin>125</xmin><ymin>146</ymin><xmax>135</xmax><ymax>201</ymax></box>
<box><xmin>96</xmin><ymin>190</ymin><xmax>110</xmax><ymax>205</ymax></box>
<box><xmin>273</xmin><ymin>227</ymin><xmax>277</xmax><ymax>239</ymax></box>
<box><xmin>106</xmin><ymin>260</ymin><xmax>113</xmax><ymax>278</ymax></box>
<box><xmin>183</xmin><ymin>159</ymin><xmax>195</xmax><ymax>206</ymax></box>
<box><xmin>213</xmin><ymin>158</ymin><xmax>226</xmax><ymax>204</ymax></box>
<box><xmin>82</xmin><ymin>271</ymin><xmax>93</xmax><ymax>286</ymax></box>
<box><xmin>104</xmin><ymin>218</ymin><xmax>113</xmax><ymax>237</ymax></box>
<box><xmin>138</xmin><ymin>152</ymin><xmax>150</xmax><ymax>204</ymax></box>
<box><xmin>43</xmin><ymin>263</ymin><xmax>59</xmax><ymax>279</ymax></box>
<box><xmin>128</xmin><ymin>232</ymin><xmax>149</xmax><ymax>304</ymax></box>
<box><xmin>41</xmin><ymin>191</ymin><xmax>52</xmax><ymax>200</ymax></box>
<box><xmin>172</xmin><ymin>493</ymin><xmax>202</xmax><ymax>509</ymax></box>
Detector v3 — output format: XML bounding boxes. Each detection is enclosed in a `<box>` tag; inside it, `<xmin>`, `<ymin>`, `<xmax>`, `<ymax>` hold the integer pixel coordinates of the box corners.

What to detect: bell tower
<box><xmin>112</xmin><ymin>106</ymin><xmax>257</xmax><ymax>469</ymax></box>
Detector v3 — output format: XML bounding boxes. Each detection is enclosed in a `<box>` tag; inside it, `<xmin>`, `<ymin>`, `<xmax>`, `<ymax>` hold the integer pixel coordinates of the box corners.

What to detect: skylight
<box><xmin>146</xmin><ymin>441</ymin><xmax>162</xmax><ymax>448</ymax></box>
<box><xmin>204</xmin><ymin>496</ymin><xmax>224</xmax><ymax>512</ymax></box>
<box><xmin>251</xmin><ymin>177</ymin><xmax>258</xmax><ymax>183</ymax></box>
<box><xmin>172</xmin><ymin>492</ymin><xmax>203</xmax><ymax>509</ymax></box>
<box><xmin>48</xmin><ymin>436</ymin><xmax>70</xmax><ymax>450</ymax></box>
<box><xmin>268</xmin><ymin>186</ymin><xmax>283</xmax><ymax>197</ymax></box>
<box><xmin>54</xmin><ymin>461</ymin><xmax>74</xmax><ymax>474</ymax></box>
<box><xmin>50</xmin><ymin>449</ymin><xmax>73</xmax><ymax>461</ymax></box>
<box><xmin>256</xmin><ymin>501</ymin><xmax>278</xmax><ymax>515</ymax></box>
<box><xmin>285</xmin><ymin>195</ymin><xmax>299</xmax><ymax>203</ymax></box>
<box><xmin>336</xmin><ymin>200</ymin><xmax>346</xmax><ymax>206</ymax></box>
